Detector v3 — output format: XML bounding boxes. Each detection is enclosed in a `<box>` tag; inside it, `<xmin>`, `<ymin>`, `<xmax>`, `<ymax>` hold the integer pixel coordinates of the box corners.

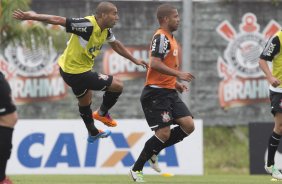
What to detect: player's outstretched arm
<box><xmin>13</xmin><ymin>9</ymin><xmax>66</xmax><ymax>27</ymax></box>
<box><xmin>109</xmin><ymin>40</ymin><xmax>148</xmax><ymax>68</ymax></box>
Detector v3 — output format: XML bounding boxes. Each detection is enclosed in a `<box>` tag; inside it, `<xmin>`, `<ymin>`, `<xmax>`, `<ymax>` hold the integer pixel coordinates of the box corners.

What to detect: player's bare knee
<box><xmin>188</xmin><ymin>122</ymin><xmax>195</xmax><ymax>133</ymax></box>
<box><xmin>155</xmin><ymin>127</ymin><xmax>171</xmax><ymax>142</ymax></box>
<box><xmin>275</xmin><ymin>123</ymin><xmax>282</xmax><ymax>135</ymax></box>
<box><xmin>78</xmin><ymin>91</ymin><xmax>92</xmax><ymax>106</ymax></box>
<box><xmin>110</xmin><ymin>77</ymin><xmax>123</xmax><ymax>92</ymax></box>
<box><xmin>177</xmin><ymin>116</ymin><xmax>195</xmax><ymax>134</ymax></box>
<box><xmin>190</xmin><ymin>126</ymin><xmax>195</xmax><ymax>134</ymax></box>
<box><xmin>115</xmin><ymin>78</ymin><xmax>124</xmax><ymax>91</ymax></box>
<box><xmin>183</xmin><ymin>121</ymin><xmax>195</xmax><ymax>134</ymax></box>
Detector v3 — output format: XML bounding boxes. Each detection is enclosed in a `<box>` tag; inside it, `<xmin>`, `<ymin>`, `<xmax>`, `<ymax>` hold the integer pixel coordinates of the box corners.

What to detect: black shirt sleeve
<box><xmin>260</xmin><ymin>35</ymin><xmax>280</xmax><ymax>61</ymax></box>
<box><xmin>65</xmin><ymin>17</ymin><xmax>93</xmax><ymax>41</ymax></box>
<box><xmin>150</xmin><ymin>34</ymin><xmax>171</xmax><ymax>60</ymax></box>
<box><xmin>106</xmin><ymin>28</ymin><xmax>115</xmax><ymax>41</ymax></box>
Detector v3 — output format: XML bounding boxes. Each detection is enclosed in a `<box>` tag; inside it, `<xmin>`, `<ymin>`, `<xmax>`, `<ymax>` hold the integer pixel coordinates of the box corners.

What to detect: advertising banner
<box><xmin>216</xmin><ymin>12</ymin><xmax>280</xmax><ymax>109</ymax></box>
<box><xmin>103</xmin><ymin>47</ymin><xmax>148</xmax><ymax>80</ymax></box>
<box><xmin>7</xmin><ymin>119</ymin><xmax>203</xmax><ymax>175</ymax></box>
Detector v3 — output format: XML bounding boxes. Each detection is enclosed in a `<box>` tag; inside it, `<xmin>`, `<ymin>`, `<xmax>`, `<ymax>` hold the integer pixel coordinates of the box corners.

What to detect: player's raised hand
<box><xmin>178</xmin><ymin>72</ymin><xmax>195</xmax><ymax>82</ymax></box>
<box><xmin>13</xmin><ymin>9</ymin><xmax>35</xmax><ymax>20</ymax></box>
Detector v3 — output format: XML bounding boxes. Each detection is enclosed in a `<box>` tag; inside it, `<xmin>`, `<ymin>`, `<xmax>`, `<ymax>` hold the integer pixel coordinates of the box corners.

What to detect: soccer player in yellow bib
<box><xmin>13</xmin><ymin>2</ymin><xmax>147</xmax><ymax>143</ymax></box>
<box><xmin>259</xmin><ymin>30</ymin><xmax>282</xmax><ymax>180</ymax></box>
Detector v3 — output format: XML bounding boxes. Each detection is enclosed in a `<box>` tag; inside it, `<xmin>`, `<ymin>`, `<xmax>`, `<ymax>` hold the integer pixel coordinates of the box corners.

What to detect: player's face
<box><xmin>104</xmin><ymin>6</ymin><xmax>119</xmax><ymax>28</ymax></box>
<box><xmin>168</xmin><ymin>9</ymin><xmax>180</xmax><ymax>32</ymax></box>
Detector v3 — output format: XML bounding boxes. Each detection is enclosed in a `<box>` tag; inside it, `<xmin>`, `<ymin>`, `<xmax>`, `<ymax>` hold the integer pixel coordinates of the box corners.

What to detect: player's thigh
<box><xmin>60</xmin><ymin>69</ymin><xmax>113</xmax><ymax>97</ymax></box>
<box><xmin>172</xmin><ymin>96</ymin><xmax>194</xmax><ymax>133</ymax></box>
<box><xmin>82</xmin><ymin>72</ymin><xmax>113</xmax><ymax>91</ymax></box>
<box><xmin>270</xmin><ymin>90</ymin><xmax>282</xmax><ymax>116</ymax></box>
<box><xmin>140</xmin><ymin>87</ymin><xmax>173</xmax><ymax>131</ymax></box>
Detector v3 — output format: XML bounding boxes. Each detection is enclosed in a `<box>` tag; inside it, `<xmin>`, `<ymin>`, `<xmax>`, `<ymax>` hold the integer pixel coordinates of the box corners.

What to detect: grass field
<box><xmin>204</xmin><ymin>125</ymin><xmax>249</xmax><ymax>174</ymax></box>
<box><xmin>9</xmin><ymin>174</ymin><xmax>277</xmax><ymax>184</ymax></box>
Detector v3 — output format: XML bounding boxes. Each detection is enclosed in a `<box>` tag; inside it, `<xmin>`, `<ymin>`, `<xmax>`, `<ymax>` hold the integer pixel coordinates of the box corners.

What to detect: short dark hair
<box><xmin>157</xmin><ymin>4</ymin><xmax>177</xmax><ymax>22</ymax></box>
<box><xmin>95</xmin><ymin>2</ymin><xmax>116</xmax><ymax>17</ymax></box>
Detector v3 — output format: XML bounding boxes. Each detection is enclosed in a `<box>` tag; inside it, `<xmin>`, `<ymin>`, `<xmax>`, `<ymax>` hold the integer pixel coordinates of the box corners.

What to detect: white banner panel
<box><xmin>7</xmin><ymin>119</ymin><xmax>203</xmax><ymax>175</ymax></box>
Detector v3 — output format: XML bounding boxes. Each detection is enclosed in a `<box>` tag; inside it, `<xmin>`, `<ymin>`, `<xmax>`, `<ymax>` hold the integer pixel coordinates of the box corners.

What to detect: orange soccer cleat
<box><xmin>92</xmin><ymin>111</ymin><xmax>118</xmax><ymax>127</ymax></box>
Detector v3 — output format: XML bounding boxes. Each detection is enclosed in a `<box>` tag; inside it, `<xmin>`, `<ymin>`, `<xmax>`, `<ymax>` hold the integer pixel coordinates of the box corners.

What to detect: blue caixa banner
<box><xmin>7</xmin><ymin>119</ymin><xmax>203</xmax><ymax>175</ymax></box>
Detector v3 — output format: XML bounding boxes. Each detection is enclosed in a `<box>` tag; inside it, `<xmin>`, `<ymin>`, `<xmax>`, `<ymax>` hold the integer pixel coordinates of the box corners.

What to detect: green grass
<box><xmin>204</xmin><ymin>125</ymin><xmax>249</xmax><ymax>174</ymax></box>
<box><xmin>10</xmin><ymin>175</ymin><xmax>275</xmax><ymax>184</ymax></box>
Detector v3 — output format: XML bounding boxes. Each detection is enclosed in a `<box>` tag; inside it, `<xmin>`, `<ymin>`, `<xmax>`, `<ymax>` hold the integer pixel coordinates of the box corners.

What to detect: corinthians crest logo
<box><xmin>4</xmin><ymin>44</ymin><xmax>56</xmax><ymax>77</ymax></box>
<box><xmin>0</xmin><ymin>20</ymin><xmax>68</xmax><ymax>104</ymax></box>
<box><xmin>217</xmin><ymin>13</ymin><xmax>281</xmax><ymax>109</ymax></box>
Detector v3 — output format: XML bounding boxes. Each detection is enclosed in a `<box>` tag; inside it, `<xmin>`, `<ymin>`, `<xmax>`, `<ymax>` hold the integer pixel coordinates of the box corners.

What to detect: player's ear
<box><xmin>101</xmin><ymin>12</ymin><xmax>106</xmax><ymax>19</ymax></box>
<box><xmin>164</xmin><ymin>16</ymin><xmax>169</xmax><ymax>23</ymax></box>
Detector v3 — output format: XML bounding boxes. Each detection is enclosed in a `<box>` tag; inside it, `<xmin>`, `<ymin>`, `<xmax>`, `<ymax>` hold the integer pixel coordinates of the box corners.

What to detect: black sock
<box><xmin>159</xmin><ymin>126</ymin><xmax>189</xmax><ymax>153</ymax></box>
<box><xmin>133</xmin><ymin>135</ymin><xmax>164</xmax><ymax>171</ymax></box>
<box><xmin>79</xmin><ymin>104</ymin><xmax>99</xmax><ymax>136</ymax></box>
<box><xmin>153</xmin><ymin>126</ymin><xmax>188</xmax><ymax>156</ymax></box>
<box><xmin>267</xmin><ymin>132</ymin><xmax>281</xmax><ymax>167</ymax></box>
<box><xmin>99</xmin><ymin>91</ymin><xmax>122</xmax><ymax>116</ymax></box>
<box><xmin>0</xmin><ymin>126</ymin><xmax>13</xmax><ymax>181</ymax></box>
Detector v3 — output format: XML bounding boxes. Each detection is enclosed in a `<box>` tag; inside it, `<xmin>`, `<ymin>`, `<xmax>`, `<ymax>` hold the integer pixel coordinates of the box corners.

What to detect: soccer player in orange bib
<box><xmin>129</xmin><ymin>4</ymin><xmax>195</xmax><ymax>182</ymax></box>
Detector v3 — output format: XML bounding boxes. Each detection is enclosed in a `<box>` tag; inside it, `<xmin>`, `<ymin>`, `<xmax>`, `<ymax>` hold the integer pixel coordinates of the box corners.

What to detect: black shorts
<box><xmin>0</xmin><ymin>72</ymin><xmax>16</xmax><ymax>115</ymax></box>
<box><xmin>270</xmin><ymin>90</ymin><xmax>282</xmax><ymax>116</ymax></box>
<box><xmin>59</xmin><ymin>68</ymin><xmax>113</xmax><ymax>98</ymax></box>
<box><xmin>140</xmin><ymin>86</ymin><xmax>192</xmax><ymax>131</ymax></box>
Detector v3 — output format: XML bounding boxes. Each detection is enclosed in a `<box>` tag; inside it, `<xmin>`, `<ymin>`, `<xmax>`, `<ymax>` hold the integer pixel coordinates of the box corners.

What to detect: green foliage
<box><xmin>0</xmin><ymin>0</ymin><xmax>30</xmax><ymax>46</ymax></box>
<box><xmin>0</xmin><ymin>0</ymin><xmax>67</xmax><ymax>53</ymax></box>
